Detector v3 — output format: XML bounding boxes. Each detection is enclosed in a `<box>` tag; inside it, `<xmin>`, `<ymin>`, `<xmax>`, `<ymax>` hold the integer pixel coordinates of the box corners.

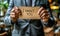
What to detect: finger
<box><xmin>11</xmin><ymin>6</ymin><xmax>17</xmax><ymax>12</ymax></box>
<box><xmin>10</xmin><ymin>12</ymin><xmax>15</xmax><ymax>18</ymax></box>
<box><xmin>40</xmin><ymin>10</ymin><xmax>48</xmax><ymax>17</ymax></box>
<box><xmin>15</xmin><ymin>9</ymin><xmax>19</xmax><ymax>13</ymax></box>
<box><xmin>41</xmin><ymin>15</ymin><xmax>50</xmax><ymax>20</ymax></box>
<box><xmin>14</xmin><ymin>6</ymin><xmax>20</xmax><ymax>13</ymax></box>
<box><xmin>38</xmin><ymin>7</ymin><xmax>44</xmax><ymax>15</ymax></box>
<box><xmin>11</xmin><ymin>8</ymin><xmax>15</xmax><ymax>12</ymax></box>
<box><xmin>41</xmin><ymin>13</ymin><xmax>49</xmax><ymax>18</ymax></box>
<box><xmin>10</xmin><ymin>12</ymin><xmax>15</xmax><ymax>15</ymax></box>
<box><xmin>14</xmin><ymin>6</ymin><xmax>19</xmax><ymax>10</ymax></box>
<box><xmin>42</xmin><ymin>15</ymin><xmax>50</xmax><ymax>20</ymax></box>
<box><xmin>10</xmin><ymin>15</ymin><xmax>15</xmax><ymax>18</ymax></box>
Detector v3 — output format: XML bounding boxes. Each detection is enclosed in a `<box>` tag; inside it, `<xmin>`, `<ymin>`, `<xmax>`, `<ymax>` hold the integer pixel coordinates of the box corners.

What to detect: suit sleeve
<box><xmin>4</xmin><ymin>0</ymin><xmax>14</xmax><ymax>25</ymax></box>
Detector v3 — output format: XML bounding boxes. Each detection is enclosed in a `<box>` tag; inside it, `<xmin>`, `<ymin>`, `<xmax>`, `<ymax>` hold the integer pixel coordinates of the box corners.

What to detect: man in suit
<box><xmin>4</xmin><ymin>0</ymin><xmax>55</xmax><ymax>36</ymax></box>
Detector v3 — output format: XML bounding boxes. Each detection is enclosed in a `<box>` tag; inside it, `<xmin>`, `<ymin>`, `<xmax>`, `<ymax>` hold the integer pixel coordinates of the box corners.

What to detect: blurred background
<box><xmin>0</xmin><ymin>0</ymin><xmax>60</xmax><ymax>36</ymax></box>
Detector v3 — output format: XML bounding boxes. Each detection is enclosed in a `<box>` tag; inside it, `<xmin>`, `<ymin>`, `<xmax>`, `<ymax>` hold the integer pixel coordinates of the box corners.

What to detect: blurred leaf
<box><xmin>53</xmin><ymin>9</ymin><xmax>59</xmax><ymax>13</ymax></box>
<box><xmin>0</xmin><ymin>0</ymin><xmax>8</xmax><ymax>12</ymax></box>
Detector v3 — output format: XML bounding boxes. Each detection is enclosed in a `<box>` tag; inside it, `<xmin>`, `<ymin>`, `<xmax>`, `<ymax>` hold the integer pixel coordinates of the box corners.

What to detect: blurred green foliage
<box><xmin>52</xmin><ymin>9</ymin><xmax>59</xmax><ymax>13</ymax></box>
<box><xmin>0</xmin><ymin>0</ymin><xmax>8</xmax><ymax>9</ymax></box>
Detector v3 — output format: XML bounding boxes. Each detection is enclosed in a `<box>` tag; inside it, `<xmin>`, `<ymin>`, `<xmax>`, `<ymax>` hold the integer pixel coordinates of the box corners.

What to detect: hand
<box><xmin>10</xmin><ymin>6</ymin><xmax>22</xmax><ymax>22</ymax></box>
<box><xmin>38</xmin><ymin>7</ymin><xmax>50</xmax><ymax>22</ymax></box>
